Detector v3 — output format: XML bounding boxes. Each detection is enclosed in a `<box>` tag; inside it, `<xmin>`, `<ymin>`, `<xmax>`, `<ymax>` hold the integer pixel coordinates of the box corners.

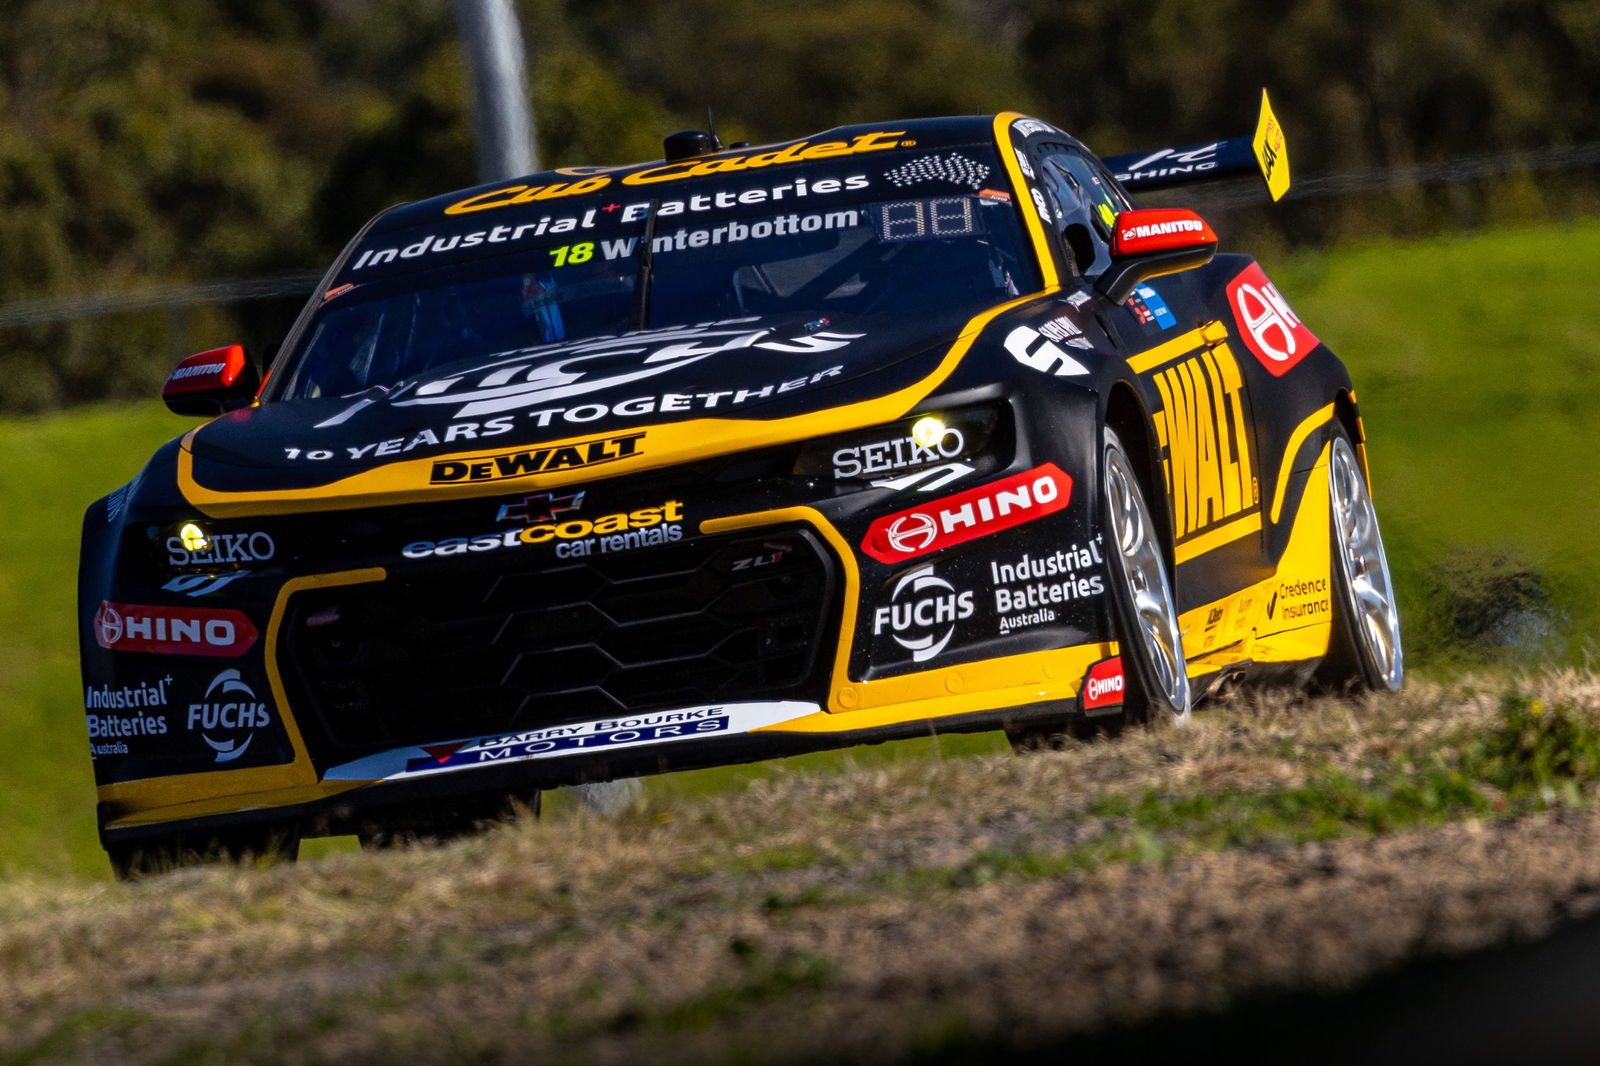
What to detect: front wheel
<box><xmin>1316</xmin><ymin>427</ymin><xmax>1403</xmax><ymax>693</ymax></box>
<box><xmin>1102</xmin><ymin>427</ymin><xmax>1191</xmax><ymax>725</ymax></box>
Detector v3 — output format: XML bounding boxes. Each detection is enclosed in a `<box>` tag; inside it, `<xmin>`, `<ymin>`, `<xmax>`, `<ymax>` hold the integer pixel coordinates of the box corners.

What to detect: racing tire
<box><xmin>1100</xmin><ymin>426</ymin><xmax>1191</xmax><ymax>726</ymax></box>
<box><xmin>107</xmin><ymin>824</ymin><xmax>301</xmax><ymax>880</ymax></box>
<box><xmin>1007</xmin><ymin>426</ymin><xmax>1189</xmax><ymax>751</ymax></box>
<box><xmin>1314</xmin><ymin>425</ymin><xmax>1404</xmax><ymax>694</ymax></box>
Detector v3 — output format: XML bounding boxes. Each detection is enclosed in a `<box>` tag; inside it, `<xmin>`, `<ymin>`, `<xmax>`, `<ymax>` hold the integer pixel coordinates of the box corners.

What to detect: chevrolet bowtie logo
<box><xmin>496</xmin><ymin>491</ymin><xmax>586</xmax><ymax>524</ymax></box>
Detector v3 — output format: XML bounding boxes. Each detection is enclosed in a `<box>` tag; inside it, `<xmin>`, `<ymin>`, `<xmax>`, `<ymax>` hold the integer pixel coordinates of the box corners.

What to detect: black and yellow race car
<box><xmin>79</xmin><ymin>93</ymin><xmax>1402</xmax><ymax>872</ymax></box>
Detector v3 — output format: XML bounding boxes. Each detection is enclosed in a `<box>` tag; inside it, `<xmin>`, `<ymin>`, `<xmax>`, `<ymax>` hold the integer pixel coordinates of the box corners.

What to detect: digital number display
<box><xmin>874</xmin><ymin>197</ymin><xmax>981</xmax><ymax>243</ymax></box>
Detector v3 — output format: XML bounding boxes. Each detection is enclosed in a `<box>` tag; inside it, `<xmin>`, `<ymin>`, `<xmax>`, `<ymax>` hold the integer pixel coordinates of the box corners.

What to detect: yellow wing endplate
<box><xmin>1252</xmin><ymin>89</ymin><xmax>1291</xmax><ymax>202</ymax></box>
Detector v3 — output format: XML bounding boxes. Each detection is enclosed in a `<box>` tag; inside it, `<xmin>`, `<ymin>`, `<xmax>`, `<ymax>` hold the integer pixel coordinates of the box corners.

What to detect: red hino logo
<box><xmin>862</xmin><ymin>464</ymin><xmax>1072</xmax><ymax>564</ymax></box>
<box><xmin>1082</xmin><ymin>656</ymin><xmax>1125</xmax><ymax>709</ymax></box>
<box><xmin>1226</xmin><ymin>263</ymin><xmax>1318</xmax><ymax>376</ymax></box>
<box><xmin>884</xmin><ymin>512</ymin><xmax>938</xmax><ymax>554</ymax></box>
<box><xmin>93</xmin><ymin>602</ymin><xmax>258</xmax><ymax>658</ymax></box>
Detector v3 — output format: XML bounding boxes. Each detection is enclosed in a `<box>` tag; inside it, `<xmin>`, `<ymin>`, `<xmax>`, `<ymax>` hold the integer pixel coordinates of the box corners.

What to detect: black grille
<box><xmin>278</xmin><ymin>526</ymin><xmax>838</xmax><ymax>758</ymax></box>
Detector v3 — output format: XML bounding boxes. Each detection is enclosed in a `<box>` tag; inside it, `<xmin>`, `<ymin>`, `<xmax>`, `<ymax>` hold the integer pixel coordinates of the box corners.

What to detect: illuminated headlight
<box><xmin>794</xmin><ymin>405</ymin><xmax>1000</xmax><ymax>483</ymax></box>
<box><xmin>148</xmin><ymin>520</ymin><xmax>280</xmax><ymax>569</ymax></box>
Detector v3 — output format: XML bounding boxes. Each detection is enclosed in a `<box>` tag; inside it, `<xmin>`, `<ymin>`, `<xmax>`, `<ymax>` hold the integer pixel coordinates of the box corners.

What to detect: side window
<box><xmin>1034</xmin><ymin>144</ymin><xmax>1129</xmax><ymax>277</ymax></box>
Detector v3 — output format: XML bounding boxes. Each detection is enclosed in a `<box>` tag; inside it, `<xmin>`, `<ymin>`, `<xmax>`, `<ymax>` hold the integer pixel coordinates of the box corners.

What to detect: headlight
<box><xmin>793</xmin><ymin>405</ymin><xmax>1001</xmax><ymax>484</ymax></box>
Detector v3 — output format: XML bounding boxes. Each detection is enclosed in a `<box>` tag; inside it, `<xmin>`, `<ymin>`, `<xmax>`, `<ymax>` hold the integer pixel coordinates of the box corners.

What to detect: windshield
<box><xmin>276</xmin><ymin>146</ymin><xmax>1037</xmax><ymax>401</ymax></box>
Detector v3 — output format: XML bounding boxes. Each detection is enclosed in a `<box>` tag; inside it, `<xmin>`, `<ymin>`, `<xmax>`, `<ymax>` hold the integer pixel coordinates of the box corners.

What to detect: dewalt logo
<box><xmin>1148</xmin><ymin>342</ymin><xmax>1257</xmax><ymax>540</ymax></box>
<box><xmin>429</xmin><ymin>433</ymin><xmax>644</xmax><ymax>484</ymax></box>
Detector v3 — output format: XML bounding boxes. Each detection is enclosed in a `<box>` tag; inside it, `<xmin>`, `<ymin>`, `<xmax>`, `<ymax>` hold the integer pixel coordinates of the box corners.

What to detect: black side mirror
<box><xmin>1095</xmin><ymin>208</ymin><xmax>1219</xmax><ymax>304</ymax></box>
<box><xmin>162</xmin><ymin>345</ymin><xmax>261</xmax><ymax>417</ymax></box>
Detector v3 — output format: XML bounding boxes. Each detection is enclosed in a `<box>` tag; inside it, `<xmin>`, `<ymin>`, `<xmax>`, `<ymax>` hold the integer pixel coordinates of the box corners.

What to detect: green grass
<box><xmin>3</xmin><ymin>218</ymin><xmax>1598</xmax><ymax>879</ymax></box>
<box><xmin>0</xmin><ymin>406</ymin><xmax>190</xmax><ymax>878</ymax></box>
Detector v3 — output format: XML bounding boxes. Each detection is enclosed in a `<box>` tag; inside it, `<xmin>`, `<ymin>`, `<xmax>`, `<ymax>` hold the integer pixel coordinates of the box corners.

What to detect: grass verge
<box><xmin>5</xmin><ymin>674</ymin><xmax>1600</xmax><ymax>1062</ymax></box>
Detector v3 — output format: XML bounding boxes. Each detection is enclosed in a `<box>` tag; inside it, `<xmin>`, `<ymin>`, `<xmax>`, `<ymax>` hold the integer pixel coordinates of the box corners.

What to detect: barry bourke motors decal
<box><xmin>310</xmin><ymin>320</ymin><xmax>864</xmax><ymax>432</ymax></box>
<box><xmin>321</xmin><ymin>701</ymin><xmax>818</xmax><ymax>782</ymax></box>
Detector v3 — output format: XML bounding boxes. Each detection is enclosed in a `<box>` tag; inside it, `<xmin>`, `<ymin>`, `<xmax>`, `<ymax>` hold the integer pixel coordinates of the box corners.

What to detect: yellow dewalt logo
<box><xmin>1149</xmin><ymin>343</ymin><xmax>1257</xmax><ymax>540</ymax></box>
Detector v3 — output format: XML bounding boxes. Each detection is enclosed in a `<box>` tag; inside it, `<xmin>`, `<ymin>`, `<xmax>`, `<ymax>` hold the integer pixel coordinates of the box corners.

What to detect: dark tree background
<box><xmin>2</xmin><ymin>0</ymin><xmax>1597</xmax><ymax>410</ymax></box>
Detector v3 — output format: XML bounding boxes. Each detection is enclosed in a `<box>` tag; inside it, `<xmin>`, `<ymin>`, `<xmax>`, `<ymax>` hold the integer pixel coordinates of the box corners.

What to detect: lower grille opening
<box><xmin>279</xmin><ymin>526</ymin><xmax>838</xmax><ymax>760</ymax></box>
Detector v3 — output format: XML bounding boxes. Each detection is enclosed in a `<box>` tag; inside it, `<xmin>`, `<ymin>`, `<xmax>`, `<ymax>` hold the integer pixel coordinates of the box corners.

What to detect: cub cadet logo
<box><xmin>621</xmin><ymin>130</ymin><xmax>905</xmax><ymax>186</ymax></box>
<box><xmin>93</xmin><ymin>602</ymin><xmax>258</xmax><ymax>658</ymax></box>
<box><xmin>1120</xmin><ymin>218</ymin><xmax>1204</xmax><ymax>241</ymax></box>
<box><xmin>430</xmin><ymin>433</ymin><xmax>644</xmax><ymax>484</ymax></box>
<box><xmin>862</xmin><ymin>464</ymin><xmax>1072</xmax><ymax>564</ymax></box>
<box><xmin>1149</xmin><ymin>344</ymin><xmax>1256</xmax><ymax>540</ymax></box>
<box><xmin>445</xmin><ymin>175</ymin><xmax>613</xmax><ymax>215</ymax></box>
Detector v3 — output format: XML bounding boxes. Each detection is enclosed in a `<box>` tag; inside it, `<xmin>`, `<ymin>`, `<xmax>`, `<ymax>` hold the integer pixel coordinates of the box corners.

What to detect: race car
<box><xmin>80</xmin><ymin>92</ymin><xmax>1402</xmax><ymax>874</ymax></box>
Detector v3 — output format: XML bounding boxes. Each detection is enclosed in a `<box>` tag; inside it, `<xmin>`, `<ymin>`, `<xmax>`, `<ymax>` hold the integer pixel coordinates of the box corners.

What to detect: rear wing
<box><xmin>1102</xmin><ymin>90</ymin><xmax>1290</xmax><ymax>201</ymax></box>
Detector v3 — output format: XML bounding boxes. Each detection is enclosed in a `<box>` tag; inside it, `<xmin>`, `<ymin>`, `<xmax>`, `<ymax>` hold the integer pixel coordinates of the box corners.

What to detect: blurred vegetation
<box><xmin>1</xmin><ymin>0</ymin><xmax>1599</xmax><ymax>410</ymax></box>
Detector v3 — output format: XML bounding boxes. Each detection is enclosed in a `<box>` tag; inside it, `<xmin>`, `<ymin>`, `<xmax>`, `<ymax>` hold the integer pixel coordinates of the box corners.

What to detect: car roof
<box><xmin>368</xmin><ymin>114</ymin><xmax>1024</xmax><ymax>237</ymax></box>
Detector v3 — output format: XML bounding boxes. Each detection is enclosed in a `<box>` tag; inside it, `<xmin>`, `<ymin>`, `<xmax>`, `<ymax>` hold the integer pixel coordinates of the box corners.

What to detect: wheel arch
<box><xmin>1103</xmin><ymin>380</ymin><xmax>1175</xmax><ymax>558</ymax></box>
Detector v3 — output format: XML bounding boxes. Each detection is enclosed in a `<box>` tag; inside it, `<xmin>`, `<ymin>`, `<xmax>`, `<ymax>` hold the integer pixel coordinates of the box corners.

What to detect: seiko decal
<box><xmin>321</xmin><ymin>701</ymin><xmax>819</xmax><ymax>782</ymax></box>
<box><xmin>861</xmin><ymin>464</ymin><xmax>1073</xmax><ymax>564</ymax></box>
<box><xmin>1005</xmin><ymin>325</ymin><xmax>1089</xmax><ymax>377</ymax></box>
<box><xmin>93</xmin><ymin>603</ymin><xmax>258</xmax><ymax>658</ymax></box>
<box><xmin>872</xmin><ymin>565</ymin><xmax>974</xmax><ymax>663</ymax></box>
<box><xmin>187</xmin><ymin>668</ymin><xmax>272</xmax><ymax>763</ymax></box>
<box><xmin>991</xmin><ymin>540</ymin><xmax>1106</xmax><ymax>634</ymax></box>
<box><xmin>1226</xmin><ymin>263</ymin><xmax>1318</xmax><ymax>375</ymax></box>
<box><xmin>832</xmin><ymin>425</ymin><xmax>966</xmax><ymax>479</ymax></box>
<box><xmin>166</xmin><ymin>531</ymin><xmax>274</xmax><ymax>567</ymax></box>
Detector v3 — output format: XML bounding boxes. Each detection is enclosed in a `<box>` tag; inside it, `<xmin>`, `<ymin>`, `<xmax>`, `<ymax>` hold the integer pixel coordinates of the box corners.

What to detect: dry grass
<box><xmin>6</xmin><ymin>671</ymin><xmax>1600</xmax><ymax>1063</ymax></box>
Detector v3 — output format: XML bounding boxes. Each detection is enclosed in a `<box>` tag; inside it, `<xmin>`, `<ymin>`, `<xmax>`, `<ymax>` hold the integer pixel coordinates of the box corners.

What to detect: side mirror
<box><xmin>162</xmin><ymin>345</ymin><xmax>261</xmax><ymax>417</ymax></box>
<box><xmin>1095</xmin><ymin>208</ymin><xmax>1218</xmax><ymax>304</ymax></box>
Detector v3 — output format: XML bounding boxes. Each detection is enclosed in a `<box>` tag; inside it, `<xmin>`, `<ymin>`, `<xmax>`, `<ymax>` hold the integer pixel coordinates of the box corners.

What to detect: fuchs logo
<box><xmin>431</xmin><ymin>434</ymin><xmax>643</xmax><ymax>484</ymax></box>
<box><xmin>94</xmin><ymin>603</ymin><xmax>258</xmax><ymax>658</ymax></box>
<box><xmin>187</xmin><ymin>668</ymin><xmax>272</xmax><ymax>763</ymax></box>
<box><xmin>862</xmin><ymin>464</ymin><xmax>1072</xmax><ymax>564</ymax></box>
<box><xmin>872</xmin><ymin>565</ymin><xmax>975</xmax><ymax>663</ymax></box>
<box><xmin>1227</xmin><ymin>262</ymin><xmax>1318</xmax><ymax>375</ymax></box>
<box><xmin>1082</xmin><ymin>656</ymin><xmax>1126</xmax><ymax>710</ymax></box>
<box><xmin>497</xmin><ymin>490</ymin><xmax>585</xmax><ymax>523</ymax></box>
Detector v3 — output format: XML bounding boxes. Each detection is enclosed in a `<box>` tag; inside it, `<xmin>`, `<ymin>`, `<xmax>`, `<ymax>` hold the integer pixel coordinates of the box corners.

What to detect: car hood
<box><xmin>182</xmin><ymin>308</ymin><xmax>990</xmax><ymax>509</ymax></box>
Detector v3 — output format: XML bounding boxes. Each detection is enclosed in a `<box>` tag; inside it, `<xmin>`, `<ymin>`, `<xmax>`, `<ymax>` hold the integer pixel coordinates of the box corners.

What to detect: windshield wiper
<box><xmin>628</xmin><ymin>200</ymin><xmax>661</xmax><ymax>331</ymax></box>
